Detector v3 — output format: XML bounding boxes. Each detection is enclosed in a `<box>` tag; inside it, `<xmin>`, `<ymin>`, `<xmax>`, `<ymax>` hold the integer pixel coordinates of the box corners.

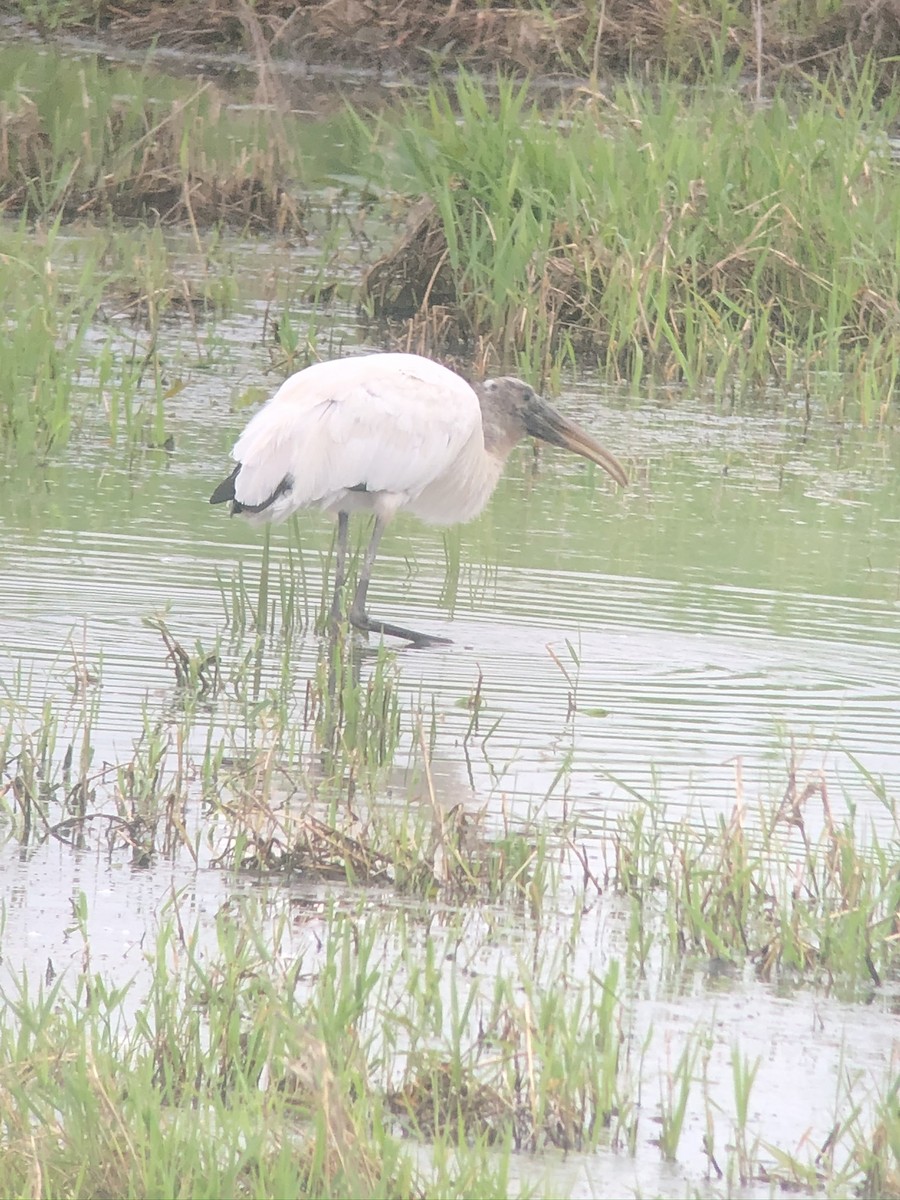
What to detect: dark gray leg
<box><xmin>329</xmin><ymin>511</ymin><xmax>350</xmax><ymax>629</ymax></box>
<box><xmin>348</xmin><ymin>517</ymin><xmax>451</xmax><ymax>649</ymax></box>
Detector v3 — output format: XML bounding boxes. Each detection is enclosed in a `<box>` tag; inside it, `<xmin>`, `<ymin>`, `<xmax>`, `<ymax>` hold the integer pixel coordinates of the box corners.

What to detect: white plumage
<box><xmin>211</xmin><ymin>352</ymin><xmax>627</xmax><ymax>646</ymax></box>
<box><xmin>228</xmin><ymin>354</ymin><xmax>496</xmax><ymax>526</ymax></box>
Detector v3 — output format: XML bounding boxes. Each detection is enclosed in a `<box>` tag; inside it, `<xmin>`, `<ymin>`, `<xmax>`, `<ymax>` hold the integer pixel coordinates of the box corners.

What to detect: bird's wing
<box><xmin>231</xmin><ymin>354</ymin><xmax>483</xmax><ymax>517</ymax></box>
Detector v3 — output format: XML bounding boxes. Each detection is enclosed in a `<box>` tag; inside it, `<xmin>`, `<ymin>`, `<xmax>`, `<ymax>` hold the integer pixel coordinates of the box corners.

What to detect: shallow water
<box><xmin>3</xmin><ymin>293</ymin><xmax>898</xmax><ymax>1193</ymax></box>
<box><xmin>2</xmin><ymin>34</ymin><xmax>899</xmax><ymax>1199</ymax></box>
<box><xmin>4</xmin><ymin>366</ymin><xmax>898</xmax><ymax>833</ymax></box>
<box><xmin>3</xmin><ymin>831</ymin><xmax>898</xmax><ymax>1198</ymax></box>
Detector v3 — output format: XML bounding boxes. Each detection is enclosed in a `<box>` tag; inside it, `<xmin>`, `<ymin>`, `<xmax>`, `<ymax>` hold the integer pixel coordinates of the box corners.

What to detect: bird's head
<box><xmin>476</xmin><ymin>377</ymin><xmax>628</xmax><ymax>488</ymax></box>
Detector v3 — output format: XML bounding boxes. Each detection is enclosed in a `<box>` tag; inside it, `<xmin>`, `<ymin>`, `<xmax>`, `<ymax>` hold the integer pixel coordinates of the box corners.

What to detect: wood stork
<box><xmin>210</xmin><ymin>352</ymin><xmax>627</xmax><ymax>647</ymax></box>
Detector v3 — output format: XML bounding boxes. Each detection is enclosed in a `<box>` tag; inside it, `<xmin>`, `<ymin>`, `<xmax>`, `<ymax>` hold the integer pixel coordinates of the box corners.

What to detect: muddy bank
<box><xmin>16</xmin><ymin>0</ymin><xmax>900</xmax><ymax>85</ymax></box>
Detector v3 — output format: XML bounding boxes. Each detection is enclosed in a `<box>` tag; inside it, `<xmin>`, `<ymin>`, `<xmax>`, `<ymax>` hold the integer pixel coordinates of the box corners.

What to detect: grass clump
<box><xmin>0</xmin><ymin>916</ymin><xmax>420</xmax><ymax>1200</ymax></box>
<box><xmin>0</xmin><ymin>213</ymin><xmax>241</xmax><ymax>455</ymax></box>
<box><xmin>0</xmin><ymin>218</ymin><xmax>106</xmax><ymax>452</ymax></box>
<box><xmin>0</xmin><ymin>889</ymin><xmax>623</xmax><ymax>1198</ymax></box>
<box><xmin>364</xmin><ymin>66</ymin><xmax>900</xmax><ymax>414</ymax></box>
<box><xmin>605</xmin><ymin>754</ymin><xmax>900</xmax><ymax>994</ymax></box>
<box><xmin>3</xmin><ymin>858</ymin><xmax>895</xmax><ymax>1197</ymax></box>
<box><xmin>0</xmin><ymin>607</ymin><xmax>551</xmax><ymax>908</ymax></box>
<box><xmin>0</xmin><ymin>52</ymin><xmax>305</xmax><ymax>230</ymax></box>
<box><xmin>386</xmin><ymin>960</ymin><xmax>621</xmax><ymax>1152</ymax></box>
<box><xmin>213</xmin><ymin>730</ymin><xmax>557</xmax><ymax>906</ymax></box>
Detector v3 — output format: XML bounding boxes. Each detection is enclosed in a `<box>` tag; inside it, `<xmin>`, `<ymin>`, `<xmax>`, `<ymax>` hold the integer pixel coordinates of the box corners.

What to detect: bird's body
<box><xmin>216</xmin><ymin>354</ymin><xmax>509</xmax><ymax>528</ymax></box>
<box><xmin>211</xmin><ymin>352</ymin><xmax>626</xmax><ymax>646</ymax></box>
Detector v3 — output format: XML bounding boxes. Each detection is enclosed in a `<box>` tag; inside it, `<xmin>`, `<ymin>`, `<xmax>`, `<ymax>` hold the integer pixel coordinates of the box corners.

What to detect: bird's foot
<box><xmin>350</xmin><ymin>611</ymin><xmax>451</xmax><ymax>649</ymax></box>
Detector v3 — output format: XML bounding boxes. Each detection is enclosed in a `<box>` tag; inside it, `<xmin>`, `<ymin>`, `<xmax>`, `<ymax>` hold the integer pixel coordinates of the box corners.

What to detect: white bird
<box><xmin>210</xmin><ymin>352</ymin><xmax>627</xmax><ymax>647</ymax></box>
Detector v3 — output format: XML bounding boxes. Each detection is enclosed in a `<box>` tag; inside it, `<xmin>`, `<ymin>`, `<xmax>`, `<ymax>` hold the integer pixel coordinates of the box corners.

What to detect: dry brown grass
<box><xmin>33</xmin><ymin>0</ymin><xmax>900</xmax><ymax>84</ymax></box>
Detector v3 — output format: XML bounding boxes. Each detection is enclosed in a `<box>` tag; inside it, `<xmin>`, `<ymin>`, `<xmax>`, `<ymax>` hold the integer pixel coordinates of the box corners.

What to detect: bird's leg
<box><xmin>349</xmin><ymin>517</ymin><xmax>451</xmax><ymax>649</ymax></box>
<box><xmin>329</xmin><ymin>511</ymin><xmax>351</xmax><ymax>631</ymax></box>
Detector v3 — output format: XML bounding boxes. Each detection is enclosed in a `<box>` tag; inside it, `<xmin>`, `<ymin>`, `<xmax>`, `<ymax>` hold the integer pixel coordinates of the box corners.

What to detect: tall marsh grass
<box><xmin>0</xmin><ymin>50</ymin><xmax>305</xmax><ymax>229</ymax></box>
<box><xmin>0</xmin><ymin>217</ymin><xmax>230</xmax><ymax>454</ymax></box>
<box><xmin>365</xmin><ymin>65</ymin><xmax>900</xmax><ymax>412</ymax></box>
<box><xmin>0</xmin><ymin>218</ymin><xmax>104</xmax><ymax>452</ymax></box>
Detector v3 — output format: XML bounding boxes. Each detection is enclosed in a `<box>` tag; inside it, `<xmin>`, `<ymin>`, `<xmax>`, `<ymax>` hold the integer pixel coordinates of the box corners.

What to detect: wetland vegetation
<box><xmin>9</xmin><ymin>0</ymin><xmax>900</xmax><ymax>85</ymax></box>
<box><xmin>1</xmin><ymin>5</ymin><xmax>899</xmax><ymax>1197</ymax></box>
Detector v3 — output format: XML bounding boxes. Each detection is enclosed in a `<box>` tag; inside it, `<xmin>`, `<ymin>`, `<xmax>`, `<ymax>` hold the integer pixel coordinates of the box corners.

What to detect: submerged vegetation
<box><xmin>3</xmin><ymin>623</ymin><xmax>898</xmax><ymax>989</ymax></box>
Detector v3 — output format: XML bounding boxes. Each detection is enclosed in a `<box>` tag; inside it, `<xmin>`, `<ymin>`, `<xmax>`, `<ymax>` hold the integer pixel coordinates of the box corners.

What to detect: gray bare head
<box><xmin>474</xmin><ymin>377</ymin><xmax>628</xmax><ymax>488</ymax></box>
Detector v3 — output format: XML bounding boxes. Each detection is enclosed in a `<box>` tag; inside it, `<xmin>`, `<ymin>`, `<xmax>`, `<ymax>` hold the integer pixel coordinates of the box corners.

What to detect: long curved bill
<box><xmin>525</xmin><ymin>399</ymin><xmax>628</xmax><ymax>488</ymax></box>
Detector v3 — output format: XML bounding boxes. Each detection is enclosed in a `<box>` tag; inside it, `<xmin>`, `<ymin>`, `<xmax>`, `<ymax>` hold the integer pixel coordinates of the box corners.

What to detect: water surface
<box><xmin>4</xmin><ymin>357</ymin><xmax>898</xmax><ymax>832</ymax></box>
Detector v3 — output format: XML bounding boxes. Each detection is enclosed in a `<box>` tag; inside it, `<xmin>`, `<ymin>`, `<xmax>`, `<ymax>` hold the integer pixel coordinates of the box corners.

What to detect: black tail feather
<box><xmin>210</xmin><ymin>465</ymin><xmax>293</xmax><ymax>516</ymax></box>
<box><xmin>210</xmin><ymin>464</ymin><xmax>240</xmax><ymax>506</ymax></box>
